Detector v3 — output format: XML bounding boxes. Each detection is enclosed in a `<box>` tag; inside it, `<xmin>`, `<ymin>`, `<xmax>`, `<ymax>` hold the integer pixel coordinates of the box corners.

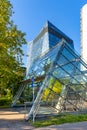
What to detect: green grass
<box><xmin>32</xmin><ymin>114</ymin><xmax>87</xmax><ymax>127</ymax></box>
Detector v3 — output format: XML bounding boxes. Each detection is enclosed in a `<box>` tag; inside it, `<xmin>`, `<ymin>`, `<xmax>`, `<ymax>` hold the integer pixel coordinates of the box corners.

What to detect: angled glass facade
<box><xmin>25</xmin><ymin>39</ymin><xmax>87</xmax><ymax>121</ymax></box>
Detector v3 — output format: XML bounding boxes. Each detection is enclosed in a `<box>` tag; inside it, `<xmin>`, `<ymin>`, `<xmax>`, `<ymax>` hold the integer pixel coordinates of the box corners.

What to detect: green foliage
<box><xmin>0</xmin><ymin>97</ymin><xmax>12</xmax><ymax>106</ymax></box>
<box><xmin>0</xmin><ymin>0</ymin><xmax>27</xmax><ymax>96</ymax></box>
<box><xmin>33</xmin><ymin>114</ymin><xmax>87</xmax><ymax>127</ymax></box>
<box><xmin>22</xmin><ymin>85</ymin><xmax>33</xmax><ymax>102</ymax></box>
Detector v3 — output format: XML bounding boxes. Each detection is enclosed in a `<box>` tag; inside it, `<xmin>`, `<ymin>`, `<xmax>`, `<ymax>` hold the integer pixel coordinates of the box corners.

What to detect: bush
<box><xmin>0</xmin><ymin>97</ymin><xmax>12</xmax><ymax>106</ymax></box>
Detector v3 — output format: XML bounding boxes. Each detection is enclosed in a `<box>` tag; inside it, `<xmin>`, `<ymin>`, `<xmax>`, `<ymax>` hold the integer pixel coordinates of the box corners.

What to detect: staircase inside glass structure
<box><xmin>11</xmin><ymin>39</ymin><xmax>87</xmax><ymax>121</ymax></box>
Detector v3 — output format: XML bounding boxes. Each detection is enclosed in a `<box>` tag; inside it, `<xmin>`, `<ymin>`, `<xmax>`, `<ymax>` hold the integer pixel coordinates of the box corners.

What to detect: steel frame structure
<box><xmin>12</xmin><ymin>39</ymin><xmax>87</xmax><ymax>121</ymax></box>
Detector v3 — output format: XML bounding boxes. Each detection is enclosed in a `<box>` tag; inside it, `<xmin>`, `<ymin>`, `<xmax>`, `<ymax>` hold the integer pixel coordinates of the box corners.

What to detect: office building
<box><xmin>26</xmin><ymin>21</ymin><xmax>74</xmax><ymax>77</ymax></box>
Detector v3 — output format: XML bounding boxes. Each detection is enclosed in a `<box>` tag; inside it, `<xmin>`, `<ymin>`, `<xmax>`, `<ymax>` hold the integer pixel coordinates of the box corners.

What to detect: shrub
<box><xmin>0</xmin><ymin>97</ymin><xmax>12</xmax><ymax>106</ymax></box>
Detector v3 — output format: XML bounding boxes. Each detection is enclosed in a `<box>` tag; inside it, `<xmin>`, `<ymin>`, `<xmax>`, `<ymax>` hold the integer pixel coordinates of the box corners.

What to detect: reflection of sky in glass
<box><xmin>27</xmin><ymin>40</ymin><xmax>87</xmax><ymax>88</ymax></box>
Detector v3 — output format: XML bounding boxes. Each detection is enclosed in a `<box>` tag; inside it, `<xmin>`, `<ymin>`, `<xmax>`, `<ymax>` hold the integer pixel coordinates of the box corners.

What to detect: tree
<box><xmin>0</xmin><ymin>0</ymin><xmax>26</xmax><ymax>96</ymax></box>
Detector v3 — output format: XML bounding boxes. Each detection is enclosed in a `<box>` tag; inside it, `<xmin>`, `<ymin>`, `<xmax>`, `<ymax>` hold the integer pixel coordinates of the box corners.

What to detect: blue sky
<box><xmin>10</xmin><ymin>0</ymin><xmax>87</xmax><ymax>67</ymax></box>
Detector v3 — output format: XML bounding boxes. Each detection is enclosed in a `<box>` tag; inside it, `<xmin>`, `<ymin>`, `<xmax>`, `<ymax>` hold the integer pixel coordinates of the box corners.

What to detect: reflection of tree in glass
<box><xmin>43</xmin><ymin>59</ymin><xmax>51</xmax><ymax>74</ymax></box>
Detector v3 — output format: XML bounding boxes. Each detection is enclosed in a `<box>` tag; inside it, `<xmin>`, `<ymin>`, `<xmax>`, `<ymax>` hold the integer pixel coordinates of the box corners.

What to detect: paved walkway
<box><xmin>0</xmin><ymin>107</ymin><xmax>33</xmax><ymax>130</ymax></box>
<box><xmin>0</xmin><ymin>108</ymin><xmax>87</xmax><ymax>130</ymax></box>
<box><xmin>34</xmin><ymin>122</ymin><xmax>87</xmax><ymax>130</ymax></box>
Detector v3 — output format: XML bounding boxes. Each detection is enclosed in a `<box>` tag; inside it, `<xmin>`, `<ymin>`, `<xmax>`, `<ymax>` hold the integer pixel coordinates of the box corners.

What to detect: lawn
<box><xmin>32</xmin><ymin>113</ymin><xmax>87</xmax><ymax>127</ymax></box>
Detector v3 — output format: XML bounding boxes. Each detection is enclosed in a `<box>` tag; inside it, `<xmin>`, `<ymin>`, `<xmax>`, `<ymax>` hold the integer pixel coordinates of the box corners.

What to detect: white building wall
<box><xmin>80</xmin><ymin>4</ymin><xmax>87</xmax><ymax>63</ymax></box>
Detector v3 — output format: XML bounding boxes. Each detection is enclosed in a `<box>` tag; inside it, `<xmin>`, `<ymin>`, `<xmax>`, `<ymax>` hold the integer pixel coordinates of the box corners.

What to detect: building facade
<box><xmin>80</xmin><ymin>4</ymin><xmax>87</xmax><ymax>63</ymax></box>
<box><xmin>26</xmin><ymin>21</ymin><xmax>74</xmax><ymax>77</ymax></box>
